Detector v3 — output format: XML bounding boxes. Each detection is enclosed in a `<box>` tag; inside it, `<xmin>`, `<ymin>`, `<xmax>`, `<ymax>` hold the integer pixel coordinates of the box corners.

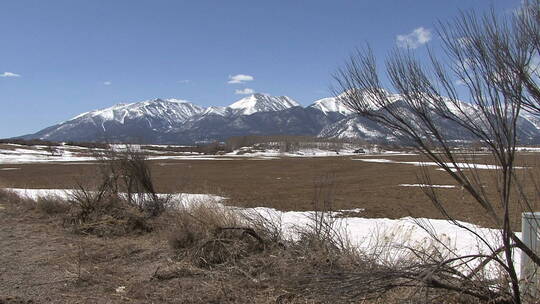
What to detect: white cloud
<box><xmin>396</xmin><ymin>27</ymin><xmax>432</xmax><ymax>49</ymax></box>
<box><xmin>103</xmin><ymin>81</ymin><xmax>112</xmax><ymax>86</ymax></box>
<box><xmin>235</xmin><ymin>88</ymin><xmax>255</xmax><ymax>95</ymax></box>
<box><xmin>177</xmin><ymin>79</ymin><xmax>191</xmax><ymax>84</ymax></box>
<box><xmin>228</xmin><ymin>74</ymin><xmax>254</xmax><ymax>84</ymax></box>
<box><xmin>1</xmin><ymin>72</ymin><xmax>21</xmax><ymax>78</ymax></box>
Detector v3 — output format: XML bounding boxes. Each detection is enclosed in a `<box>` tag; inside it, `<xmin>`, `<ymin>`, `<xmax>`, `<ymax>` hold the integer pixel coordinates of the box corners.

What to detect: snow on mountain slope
<box><xmin>520</xmin><ymin>111</ymin><xmax>540</xmax><ymax>130</ymax></box>
<box><xmin>334</xmin><ymin>89</ymin><xmax>403</xmax><ymax>111</ymax></box>
<box><xmin>69</xmin><ymin>98</ymin><xmax>204</xmax><ymax>127</ymax></box>
<box><xmin>20</xmin><ymin>92</ymin><xmax>540</xmax><ymax>144</ymax></box>
<box><xmin>201</xmin><ymin>106</ymin><xmax>228</xmax><ymax>116</ymax></box>
<box><xmin>309</xmin><ymin>97</ymin><xmax>354</xmax><ymax>115</ymax></box>
<box><xmin>228</xmin><ymin>93</ymin><xmax>300</xmax><ymax>115</ymax></box>
<box><xmin>318</xmin><ymin>116</ymin><xmax>386</xmax><ymax>140</ymax></box>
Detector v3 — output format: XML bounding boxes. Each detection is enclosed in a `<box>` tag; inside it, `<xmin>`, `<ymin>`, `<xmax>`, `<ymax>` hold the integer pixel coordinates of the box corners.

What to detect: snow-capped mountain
<box><xmin>200</xmin><ymin>106</ymin><xmax>228</xmax><ymax>117</ymax></box>
<box><xmin>69</xmin><ymin>98</ymin><xmax>205</xmax><ymax>127</ymax></box>
<box><xmin>318</xmin><ymin>116</ymin><xmax>387</xmax><ymax>140</ymax></box>
<box><xmin>23</xmin><ymin>98</ymin><xmax>206</xmax><ymax>143</ymax></box>
<box><xmin>309</xmin><ymin>97</ymin><xmax>354</xmax><ymax>115</ymax></box>
<box><xmin>319</xmin><ymin>97</ymin><xmax>540</xmax><ymax>144</ymax></box>
<box><xmin>20</xmin><ymin>94</ymin><xmax>322</xmax><ymax>143</ymax></box>
<box><xmin>520</xmin><ymin>111</ymin><xmax>540</xmax><ymax>130</ymax></box>
<box><xmin>17</xmin><ymin>92</ymin><xmax>540</xmax><ymax>144</ymax></box>
<box><xmin>228</xmin><ymin>93</ymin><xmax>300</xmax><ymax>115</ymax></box>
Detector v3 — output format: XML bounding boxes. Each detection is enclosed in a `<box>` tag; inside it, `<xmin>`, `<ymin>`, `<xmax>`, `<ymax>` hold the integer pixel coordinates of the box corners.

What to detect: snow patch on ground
<box><xmin>355</xmin><ymin>158</ymin><xmax>525</xmax><ymax>170</ymax></box>
<box><xmin>516</xmin><ymin>146</ymin><xmax>540</xmax><ymax>152</ymax></box>
<box><xmin>5</xmin><ymin>188</ymin><xmax>226</xmax><ymax>205</ymax></box>
<box><xmin>399</xmin><ymin>184</ymin><xmax>457</xmax><ymax>188</ymax></box>
<box><xmin>0</xmin><ymin>144</ymin><xmax>403</xmax><ymax>164</ymax></box>
<box><xmin>3</xmin><ymin>187</ymin><xmax>517</xmax><ymax>275</ymax></box>
<box><xmin>227</xmin><ymin>148</ymin><xmax>416</xmax><ymax>158</ymax></box>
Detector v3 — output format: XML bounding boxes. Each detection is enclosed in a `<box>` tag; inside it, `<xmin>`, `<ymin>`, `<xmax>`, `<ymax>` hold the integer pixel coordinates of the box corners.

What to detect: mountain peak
<box><xmin>228</xmin><ymin>94</ymin><xmax>300</xmax><ymax>115</ymax></box>
<box><xmin>20</xmin><ymin>93</ymin><xmax>540</xmax><ymax>145</ymax></box>
<box><xmin>310</xmin><ymin>97</ymin><xmax>354</xmax><ymax>115</ymax></box>
<box><xmin>67</xmin><ymin>97</ymin><xmax>204</xmax><ymax>126</ymax></box>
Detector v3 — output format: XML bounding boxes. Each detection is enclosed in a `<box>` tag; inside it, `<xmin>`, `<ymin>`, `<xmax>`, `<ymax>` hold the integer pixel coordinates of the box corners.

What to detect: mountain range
<box><xmin>18</xmin><ymin>93</ymin><xmax>540</xmax><ymax>145</ymax></box>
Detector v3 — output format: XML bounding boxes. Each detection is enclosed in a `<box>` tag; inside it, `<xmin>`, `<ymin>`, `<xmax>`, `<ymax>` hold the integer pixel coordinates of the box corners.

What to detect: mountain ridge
<box><xmin>17</xmin><ymin>93</ymin><xmax>540</xmax><ymax>145</ymax></box>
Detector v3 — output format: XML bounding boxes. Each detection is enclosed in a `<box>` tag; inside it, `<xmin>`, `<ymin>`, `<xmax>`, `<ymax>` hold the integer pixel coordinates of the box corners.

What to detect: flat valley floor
<box><xmin>2</xmin><ymin>153</ymin><xmax>539</xmax><ymax>230</ymax></box>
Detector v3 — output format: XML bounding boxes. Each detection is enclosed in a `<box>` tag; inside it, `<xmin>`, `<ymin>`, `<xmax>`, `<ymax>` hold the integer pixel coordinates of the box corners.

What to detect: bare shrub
<box><xmin>331</xmin><ymin>1</ymin><xmax>540</xmax><ymax>302</ymax></box>
<box><xmin>64</xmin><ymin>183</ymin><xmax>152</xmax><ymax>236</ymax></box>
<box><xmin>0</xmin><ymin>188</ymin><xmax>10</xmax><ymax>202</ymax></box>
<box><xmin>164</xmin><ymin>177</ymin><xmax>363</xmax><ymax>296</ymax></box>
<box><xmin>241</xmin><ymin>208</ymin><xmax>284</xmax><ymax>246</ymax></box>
<box><xmin>166</xmin><ymin>200</ymin><xmax>268</xmax><ymax>268</ymax></box>
<box><xmin>166</xmin><ymin>206</ymin><xmax>208</xmax><ymax>250</ymax></box>
<box><xmin>0</xmin><ymin>189</ymin><xmax>38</xmax><ymax>210</ymax></box>
<box><xmin>36</xmin><ymin>195</ymin><xmax>69</xmax><ymax>215</ymax></box>
<box><xmin>63</xmin><ymin>144</ymin><xmax>167</xmax><ymax>236</ymax></box>
<box><xmin>297</xmin><ymin>173</ymin><xmax>351</xmax><ymax>255</ymax></box>
<box><xmin>92</xmin><ymin>144</ymin><xmax>169</xmax><ymax>218</ymax></box>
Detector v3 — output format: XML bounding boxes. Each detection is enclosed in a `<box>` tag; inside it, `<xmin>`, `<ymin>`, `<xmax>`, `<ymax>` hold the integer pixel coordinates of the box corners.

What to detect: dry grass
<box><xmin>63</xmin><ymin>190</ymin><xmax>154</xmax><ymax>237</ymax></box>
<box><xmin>0</xmin><ymin>189</ymin><xmax>69</xmax><ymax>216</ymax></box>
<box><xmin>0</xmin><ymin>187</ymin><xmax>504</xmax><ymax>303</ymax></box>
<box><xmin>35</xmin><ymin>195</ymin><xmax>70</xmax><ymax>215</ymax></box>
<box><xmin>166</xmin><ymin>201</ymin><xmax>265</xmax><ymax>268</ymax></box>
<box><xmin>162</xmin><ymin>193</ymin><xmax>365</xmax><ymax>300</ymax></box>
<box><xmin>0</xmin><ymin>187</ymin><xmax>10</xmax><ymax>202</ymax></box>
<box><xmin>0</xmin><ymin>188</ymin><xmax>37</xmax><ymax>211</ymax></box>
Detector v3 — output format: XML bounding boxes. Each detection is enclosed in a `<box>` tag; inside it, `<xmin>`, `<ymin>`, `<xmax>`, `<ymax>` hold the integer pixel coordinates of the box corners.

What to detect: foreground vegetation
<box><xmin>0</xmin><ymin>188</ymin><xmax>502</xmax><ymax>304</ymax></box>
<box><xmin>0</xmin><ymin>145</ymin><xmax>529</xmax><ymax>303</ymax></box>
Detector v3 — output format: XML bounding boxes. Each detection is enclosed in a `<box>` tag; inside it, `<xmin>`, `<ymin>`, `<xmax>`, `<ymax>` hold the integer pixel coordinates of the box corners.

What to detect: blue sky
<box><xmin>0</xmin><ymin>0</ymin><xmax>520</xmax><ymax>138</ymax></box>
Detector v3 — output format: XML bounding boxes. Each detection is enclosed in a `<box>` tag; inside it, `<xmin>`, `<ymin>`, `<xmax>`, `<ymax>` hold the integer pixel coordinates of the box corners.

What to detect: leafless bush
<box><xmin>92</xmin><ymin>144</ymin><xmax>169</xmax><ymax>217</ymax></box>
<box><xmin>0</xmin><ymin>189</ymin><xmax>40</xmax><ymax>210</ymax></box>
<box><xmin>297</xmin><ymin>173</ymin><xmax>351</xmax><ymax>254</ymax></box>
<box><xmin>64</xmin><ymin>185</ymin><xmax>151</xmax><ymax>236</ymax></box>
<box><xmin>332</xmin><ymin>1</ymin><xmax>540</xmax><ymax>302</ymax></box>
<box><xmin>36</xmin><ymin>195</ymin><xmax>69</xmax><ymax>215</ymax></box>
<box><xmin>166</xmin><ymin>201</ymin><xmax>268</xmax><ymax>268</ymax></box>
<box><xmin>241</xmin><ymin>208</ymin><xmax>285</xmax><ymax>246</ymax></box>
<box><xmin>63</xmin><ymin>144</ymin><xmax>168</xmax><ymax>236</ymax></box>
<box><xmin>0</xmin><ymin>188</ymin><xmax>10</xmax><ymax>202</ymax></box>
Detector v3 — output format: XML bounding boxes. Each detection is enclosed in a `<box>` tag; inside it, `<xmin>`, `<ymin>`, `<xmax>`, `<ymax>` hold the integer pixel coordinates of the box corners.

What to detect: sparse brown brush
<box><xmin>2</xmin><ymin>174</ymin><xmax>484</xmax><ymax>303</ymax></box>
<box><xmin>92</xmin><ymin>144</ymin><xmax>169</xmax><ymax>217</ymax></box>
<box><xmin>62</xmin><ymin>144</ymin><xmax>170</xmax><ymax>236</ymax></box>
<box><xmin>36</xmin><ymin>195</ymin><xmax>69</xmax><ymax>215</ymax></box>
<box><xmin>0</xmin><ymin>189</ymin><xmax>37</xmax><ymax>210</ymax></box>
<box><xmin>0</xmin><ymin>188</ymin><xmax>10</xmax><ymax>202</ymax></box>
<box><xmin>166</xmin><ymin>201</ymin><xmax>267</xmax><ymax>268</ymax></box>
<box><xmin>64</xmin><ymin>186</ymin><xmax>152</xmax><ymax>237</ymax></box>
<box><xmin>166</xmin><ymin>209</ymin><xmax>207</xmax><ymax>250</ymax></box>
<box><xmin>163</xmin><ymin>184</ymin><xmax>364</xmax><ymax>300</ymax></box>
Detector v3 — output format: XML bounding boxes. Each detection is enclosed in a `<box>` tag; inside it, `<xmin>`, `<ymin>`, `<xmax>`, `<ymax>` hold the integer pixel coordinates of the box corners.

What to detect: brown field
<box><xmin>2</xmin><ymin>152</ymin><xmax>539</xmax><ymax>230</ymax></box>
<box><xmin>1</xmin><ymin>152</ymin><xmax>539</xmax><ymax>303</ymax></box>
